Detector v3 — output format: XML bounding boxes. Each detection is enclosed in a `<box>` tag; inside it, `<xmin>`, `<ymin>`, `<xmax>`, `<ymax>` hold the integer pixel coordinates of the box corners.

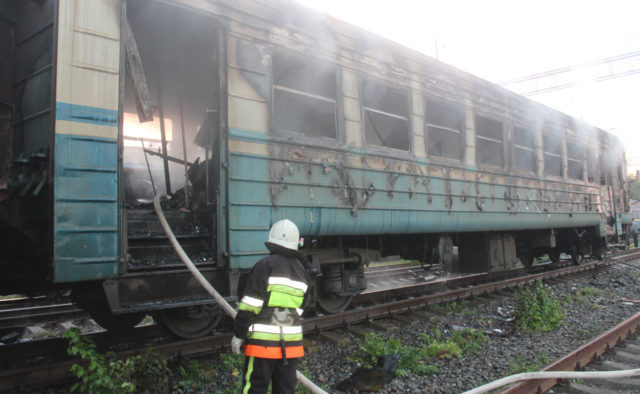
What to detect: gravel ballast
<box><xmin>201</xmin><ymin>261</ymin><xmax>640</xmax><ymax>393</ymax></box>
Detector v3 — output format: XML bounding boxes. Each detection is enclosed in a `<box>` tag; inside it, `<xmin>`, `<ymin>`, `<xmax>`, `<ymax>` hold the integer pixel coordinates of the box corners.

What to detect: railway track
<box><xmin>2</xmin><ymin>250</ymin><xmax>639</xmax><ymax>391</ymax></box>
<box><xmin>0</xmin><ymin>301</ymin><xmax>84</xmax><ymax>333</ymax></box>
<box><xmin>0</xmin><ymin>251</ymin><xmax>640</xmax><ymax>391</ymax></box>
<box><xmin>496</xmin><ymin>312</ymin><xmax>640</xmax><ymax>393</ymax></box>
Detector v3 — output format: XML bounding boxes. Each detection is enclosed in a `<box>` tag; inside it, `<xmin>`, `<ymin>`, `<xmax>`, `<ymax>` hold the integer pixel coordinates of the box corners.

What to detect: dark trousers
<box><xmin>633</xmin><ymin>233</ymin><xmax>638</xmax><ymax>248</ymax></box>
<box><xmin>242</xmin><ymin>356</ymin><xmax>297</xmax><ymax>394</ymax></box>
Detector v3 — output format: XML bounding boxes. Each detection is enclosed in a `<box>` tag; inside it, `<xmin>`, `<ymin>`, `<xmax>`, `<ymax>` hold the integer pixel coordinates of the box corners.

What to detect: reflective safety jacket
<box><xmin>233</xmin><ymin>253</ymin><xmax>310</xmax><ymax>359</ymax></box>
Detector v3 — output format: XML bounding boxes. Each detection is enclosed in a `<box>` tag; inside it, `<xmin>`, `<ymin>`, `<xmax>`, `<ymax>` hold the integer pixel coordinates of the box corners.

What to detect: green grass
<box><xmin>514</xmin><ymin>281</ymin><xmax>564</xmax><ymax>332</ymax></box>
<box><xmin>177</xmin><ymin>359</ymin><xmax>217</xmax><ymax>392</ymax></box>
<box><xmin>507</xmin><ymin>352</ymin><xmax>552</xmax><ymax>375</ymax></box>
<box><xmin>351</xmin><ymin>332</ymin><xmax>439</xmax><ymax>376</ymax></box>
<box><xmin>563</xmin><ymin>286</ymin><xmax>603</xmax><ymax>305</ymax></box>
<box><xmin>351</xmin><ymin>326</ymin><xmax>488</xmax><ymax>378</ymax></box>
<box><xmin>215</xmin><ymin>354</ymin><xmax>245</xmax><ymax>394</ymax></box>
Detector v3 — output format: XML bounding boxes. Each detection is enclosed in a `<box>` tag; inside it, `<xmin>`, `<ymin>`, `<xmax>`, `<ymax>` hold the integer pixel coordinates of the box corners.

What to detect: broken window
<box><xmin>567</xmin><ymin>142</ymin><xmax>584</xmax><ymax>180</ymax></box>
<box><xmin>475</xmin><ymin>115</ymin><xmax>503</xmax><ymax>167</ymax></box>
<box><xmin>361</xmin><ymin>78</ymin><xmax>409</xmax><ymax>150</ymax></box>
<box><xmin>272</xmin><ymin>54</ymin><xmax>337</xmax><ymax>139</ymax></box>
<box><xmin>543</xmin><ymin>133</ymin><xmax>563</xmax><ymax>177</ymax></box>
<box><xmin>425</xmin><ymin>97</ymin><xmax>463</xmax><ymax>160</ymax></box>
<box><xmin>513</xmin><ymin>126</ymin><xmax>536</xmax><ymax>173</ymax></box>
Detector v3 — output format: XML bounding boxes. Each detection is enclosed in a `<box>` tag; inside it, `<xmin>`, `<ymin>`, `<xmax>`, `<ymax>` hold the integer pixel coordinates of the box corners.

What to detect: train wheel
<box><xmin>593</xmin><ymin>246</ymin><xmax>606</xmax><ymax>260</ymax></box>
<box><xmin>317</xmin><ymin>293</ymin><xmax>353</xmax><ymax>314</ymax></box>
<box><xmin>549</xmin><ymin>249</ymin><xmax>560</xmax><ymax>263</ymax></box>
<box><xmin>518</xmin><ymin>252</ymin><xmax>533</xmax><ymax>270</ymax></box>
<box><xmin>570</xmin><ymin>244</ymin><xmax>584</xmax><ymax>265</ymax></box>
<box><xmin>157</xmin><ymin>304</ymin><xmax>222</xmax><ymax>339</ymax></box>
<box><xmin>72</xmin><ymin>287</ymin><xmax>145</xmax><ymax>331</ymax></box>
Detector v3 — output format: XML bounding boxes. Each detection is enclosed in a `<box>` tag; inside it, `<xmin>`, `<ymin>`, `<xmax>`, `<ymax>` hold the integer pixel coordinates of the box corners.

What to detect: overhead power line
<box><xmin>501</xmin><ymin>51</ymin><xmax>640</xmax><ymax>96</ymax></box>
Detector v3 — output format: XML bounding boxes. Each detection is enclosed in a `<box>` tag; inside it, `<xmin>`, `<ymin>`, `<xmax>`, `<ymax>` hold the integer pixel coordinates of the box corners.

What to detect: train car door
<box><xmin>52</xmin><ymin>0</ymin><xmax>122</xmax><ymax>282</ymax></box>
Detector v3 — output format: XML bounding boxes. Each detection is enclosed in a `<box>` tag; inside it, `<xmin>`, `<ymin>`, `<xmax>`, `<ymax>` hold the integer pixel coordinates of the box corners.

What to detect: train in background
<box><xmin>0</xmin><ymin>0</ymin><xmax>630</xmax><ymax>338</ymax></box>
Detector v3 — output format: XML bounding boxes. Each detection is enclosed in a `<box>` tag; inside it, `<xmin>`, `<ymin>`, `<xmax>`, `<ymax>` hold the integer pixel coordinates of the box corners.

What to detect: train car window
<box><xmin>475</xmin><ymin>115</ymin><xmax>503</xmax><ymax>167</ymax></box>
<box><xmin>361</xmin><ymin>79</ymin><xmax>409</xmax><ymax>150</ymax></box>
<box><xmin>272</xmin><ymin>54</ymin><xmax>337</xmax><ymax>139</ymax></box>
<box><xmin>514</xmin><ymin>127</ymin><xmax>536</xmax><ymax>173</ymax></box>
<box><xmin>543</xmin><ymin>134</ymin><xmax>563</xmax><ymax>177</ymax></box>
<box><xmin>425</xmin><ymin>97</ymin><xmax>463</xmax><ymax>160</ymax></box>
<box><xmin>567</xmin><ymin>143</ymin><xmax>584</xmax><ymax>180</ymax></box>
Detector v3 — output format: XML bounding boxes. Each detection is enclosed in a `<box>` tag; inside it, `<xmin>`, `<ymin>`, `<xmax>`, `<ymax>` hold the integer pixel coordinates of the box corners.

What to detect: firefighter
<box><xmin>631</xmin><ymin>220</ymin><xmax>640</xmax><ymax>248</ymax></box>
<box><xmin>231</xmin><ymin>219</ymin><xmax>309</xmax><ymax>394</ymax></box>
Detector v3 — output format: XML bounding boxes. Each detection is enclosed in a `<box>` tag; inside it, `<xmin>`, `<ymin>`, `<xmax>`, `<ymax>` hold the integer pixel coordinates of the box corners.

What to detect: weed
<box><xmin>578</xmin><ymin>287</ymin><xmax>602</xmax><ymax>297</ymax></box>
<box><xmin>420</xmin><ymin>327</ymin><xmax>487</xmax><ymax>359</ymax></box>
<box><xmin>450</xmin><ymin>327</ymin><xmax>488</xmax><ymax>354</ymax></box>
<box><xmin>220</xmin><ymin>353</ymin><xmax>244</xmax><ymax>375</ymax></box>
<box><xmin>507</xmin><ymin>351</ymin><xmax>551</xmax><ymax>375</ymax></box>
<box><xmin>412</xmin><ymin>363</ymin><xmax>439</xmax><ymax>375</ymax></box>
<box><xmin>63</xmin><ymin>328</ymin><xmax>170</xmax><ymax>393</ymax></box>
<box><xmin>424</xmin><ymin>339</ymin><xmax>461</xmax><ymax>359</ymax></box>
<box><xmin>570</xmin><ymin>286</ymin><xmax>602</xmax><ymax>304</ymax></box>
<box><xmin>514</xmin><ymin>281</ymin><xmax>564</xmax><ymax>332</ymax></box>
<box><xmin>176</xmin><ymin>359</ymin><xmax>215</xmax><ymax>392</ymax></box>
<box><xmin>216</xmin><ymin>353</ymin><xmax>245</xmax><ymax>394</ymax></box>
<box><xmin>351</xmin><ymin>333</ymin><xmax>437</xmax><ymax>376</ymax></box>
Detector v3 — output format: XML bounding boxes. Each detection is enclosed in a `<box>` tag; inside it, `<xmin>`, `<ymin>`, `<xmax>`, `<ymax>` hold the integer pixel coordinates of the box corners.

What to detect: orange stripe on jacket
<box><xmin>244</xmin><ymin>344</ymin><xmax>304</xmax><ymax>359</ymax></box>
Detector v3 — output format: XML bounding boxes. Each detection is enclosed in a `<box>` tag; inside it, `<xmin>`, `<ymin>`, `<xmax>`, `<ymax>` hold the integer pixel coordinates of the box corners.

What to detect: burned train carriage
<box><xmin>0</xmin><ymin>0</ymin><xmax>630</xmax><ymax>338</ymax></box>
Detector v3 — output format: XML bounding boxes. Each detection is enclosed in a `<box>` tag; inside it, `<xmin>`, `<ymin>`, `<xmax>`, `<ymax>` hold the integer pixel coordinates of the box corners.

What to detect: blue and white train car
<box><xmin>0</xmin><ymin>0</ymin><xmax>631</xmax><ymax>338</ymax></box>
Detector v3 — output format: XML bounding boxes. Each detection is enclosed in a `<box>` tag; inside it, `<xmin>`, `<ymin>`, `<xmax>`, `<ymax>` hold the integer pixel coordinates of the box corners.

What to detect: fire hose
<box><xmin>464</xmin><ymin>368</ymin><xmax>640</xmax><ymax>393</ymax></box>
<box><xmin>153</xmin><ymin>194</ymin><xmax>327</xmax><ymax>394</ymax></box>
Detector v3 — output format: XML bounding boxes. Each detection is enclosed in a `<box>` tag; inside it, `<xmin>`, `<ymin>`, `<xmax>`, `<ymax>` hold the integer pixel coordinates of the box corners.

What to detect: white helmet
<box><xmin>267</xmin><ymin>219</ymin><xmax>299</xmax><ymax>251</ymax></box>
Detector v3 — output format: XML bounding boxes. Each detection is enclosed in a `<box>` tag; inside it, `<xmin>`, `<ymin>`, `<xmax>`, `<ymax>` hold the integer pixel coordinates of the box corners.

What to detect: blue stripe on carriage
<box><xmin>56</xmin><ymin>102</ymin><xmax>118</xmax><ymax>126</ymax></box>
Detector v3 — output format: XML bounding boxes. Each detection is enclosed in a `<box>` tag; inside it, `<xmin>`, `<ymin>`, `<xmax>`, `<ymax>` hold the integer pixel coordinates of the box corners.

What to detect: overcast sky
<box><xmin>296</xmin><ymin>0</ymin><xmax>640</xmax><ymax>173</ymax></box>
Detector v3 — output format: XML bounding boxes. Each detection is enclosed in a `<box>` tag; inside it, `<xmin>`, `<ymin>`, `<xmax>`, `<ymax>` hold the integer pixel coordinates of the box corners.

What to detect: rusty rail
<box><xmin>501</xmin><ymin>312</ymin><xmax>640</xmax><ymax>394</ymax></box>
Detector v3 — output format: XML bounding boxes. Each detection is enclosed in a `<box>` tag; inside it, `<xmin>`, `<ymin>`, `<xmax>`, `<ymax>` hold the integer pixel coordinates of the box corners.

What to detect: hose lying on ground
<box><xmin>463</xmin><ymin>368</ymin><xmax>640</xmax><ymax>394</ymax></box>
<box><xmin>153</xmin><ymin>194</ymin><xmax>327</xmax><ymax>394</ymax></box>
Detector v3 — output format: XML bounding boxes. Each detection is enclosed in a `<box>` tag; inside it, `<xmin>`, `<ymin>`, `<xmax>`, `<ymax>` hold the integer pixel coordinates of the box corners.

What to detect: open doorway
<box><xmin>122</xmin><ymin>1</ymin><xmax>219</xmax><ymax>207</ymax></box>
